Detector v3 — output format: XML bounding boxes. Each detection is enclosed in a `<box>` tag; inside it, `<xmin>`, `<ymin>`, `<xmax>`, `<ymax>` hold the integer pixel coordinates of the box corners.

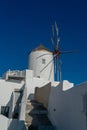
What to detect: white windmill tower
<box><xmin>28</xmin><ymin>45</ymin><xmax>54</xmax><ymax>81</ymax></box>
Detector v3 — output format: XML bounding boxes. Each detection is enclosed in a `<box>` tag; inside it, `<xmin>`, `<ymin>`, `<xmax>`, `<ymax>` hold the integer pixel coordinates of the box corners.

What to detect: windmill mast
<box><xmin>51</xmin><ymin>21</ymin><xmax>62</xmax><ymax>81</ymax></box>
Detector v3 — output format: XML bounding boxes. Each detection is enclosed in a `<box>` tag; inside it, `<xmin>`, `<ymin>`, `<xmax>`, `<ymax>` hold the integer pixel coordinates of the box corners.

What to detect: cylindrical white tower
<box><xmin>28</xmin><ymin>45</ymin><xmax>54</xmax><ymax>81</ymax></box>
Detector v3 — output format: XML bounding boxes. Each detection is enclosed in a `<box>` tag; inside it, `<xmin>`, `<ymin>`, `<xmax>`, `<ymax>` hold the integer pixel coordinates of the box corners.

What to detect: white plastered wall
<box><xmin>0</xmin><ymin>115</ymin><xmax>8</xmax><ymax>130</ymax></box>
<box><xmin>0</xmin><ymin>79</ymin><xmax>24</xmax><ymax>113</ymax></box>
<box><xmin>25</xmin><ymin>69</ymin><xmax>51</xmax><ymax>99</ymax></box>
<box><xmin>29</xmin><ymin>50</ymin><xmax>54</xmax><ymax>81</ymax></box>
<box><xmin>48</xmin><ymin>81</ymin><xmax>87</xmax><ymax>130</ymax></box>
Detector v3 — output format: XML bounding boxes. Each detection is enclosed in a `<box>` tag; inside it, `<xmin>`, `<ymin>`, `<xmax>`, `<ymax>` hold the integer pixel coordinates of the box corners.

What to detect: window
<box><xmin>42</xmin><ymin>59</ymin><xmax>46</xmax><ymax>64</ymax></box>
<box><xmin>1</xmin><ymin>106</ymin><xmax>9</xmax><ymax>117</ymax></box>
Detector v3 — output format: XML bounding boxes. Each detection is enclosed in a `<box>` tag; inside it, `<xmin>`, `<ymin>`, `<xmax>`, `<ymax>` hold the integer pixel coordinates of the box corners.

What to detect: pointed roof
<box><xmin>32</xmin><ymin>44</ymin><xmax>52</xmax><ymax>53</ymax></box>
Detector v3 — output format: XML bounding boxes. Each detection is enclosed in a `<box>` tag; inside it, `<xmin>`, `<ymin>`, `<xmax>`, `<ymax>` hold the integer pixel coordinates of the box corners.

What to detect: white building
<box><xmin>0</xmin><ymin>45</ymin><xmax>87</xmax><ymax>130</ymax></box>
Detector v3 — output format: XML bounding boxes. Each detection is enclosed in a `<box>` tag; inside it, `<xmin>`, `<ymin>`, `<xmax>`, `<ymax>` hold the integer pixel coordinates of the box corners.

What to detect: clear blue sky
<box><xmin>0</xmin><ymin>0</ymin><xmax>87</xmax><ymax>85</ymax></box>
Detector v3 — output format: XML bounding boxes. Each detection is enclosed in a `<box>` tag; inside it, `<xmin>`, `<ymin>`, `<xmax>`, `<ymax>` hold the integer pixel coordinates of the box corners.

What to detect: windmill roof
<box><xmin>32</xmin><ymin>44</ymin><xmax>52</xmax><ymax>53</ymax></box>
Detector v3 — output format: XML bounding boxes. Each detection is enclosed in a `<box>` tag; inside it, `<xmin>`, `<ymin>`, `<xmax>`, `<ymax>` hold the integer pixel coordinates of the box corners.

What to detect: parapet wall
<box><xmin>34</xmin><ymin>82</ymin><xmax>51</xmax><ymax>108</ymax></box>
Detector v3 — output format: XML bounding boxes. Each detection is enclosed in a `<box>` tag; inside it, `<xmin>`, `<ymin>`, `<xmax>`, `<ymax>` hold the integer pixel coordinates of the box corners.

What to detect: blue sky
<box><xmin>0</xmin><ymin>0</ymin><xmax>87</xmax><ymax>85</ymax></box>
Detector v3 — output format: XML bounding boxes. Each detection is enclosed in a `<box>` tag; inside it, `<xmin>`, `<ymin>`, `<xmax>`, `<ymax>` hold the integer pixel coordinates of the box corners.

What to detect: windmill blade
<box><xmin>57</xmin><ymin>37</ymin><xmax>60</xmax><ymax>49</ymax></box>
<box><xmin>54</xmin><ymin>55</ymin><xmax>62</xmax><ymax>81</ymax></box>
<box><xmin>40</xmin><ymin>54</ymin><xmax>56</xmax><ymax>73</ymax></box>
<box><xmin>58</xmin><ymin>58</ymin><xmax>62</xmax><ymax>81</ymax></box>
<box><xmin>51</xmin><ymin>37</ymin><xmax>55</xmax><ymax>49</ymax></box>
<box><xmin>55</xmin><ymin>21</ymin><xmax>58</xmax><ymax>37</ymax></box>
<box><xmin>54</xmin><ymin>57</ymin><xmax>56</xmax><ymax>75</ymax></box>
<box><xmin>55</xmin><ymin>21</ymin><xmax>60</xmax><ymax>50</ymax></box>
<box><xmin>37</xmin><ymin>53</ymin><xmax>52</xmax><ymax>59</ymax></box>
<box><xmin>48</xmin><ymin>59</ymin><xmax>54</xmax><ymax>80</ymax></box>
<box><xmin>40</xmin><ymin>58</ymin><xmax>54</xmax><ymax>73</ymax></box>
<box><xmin>51</xmin><ymin>24</ymin><xmax>56</xmax><ymax>49</ymax></box>
<box><xmin>56</xmin><ymin>58</ymin><xmax>58</xmax><ymax>81</ymax></box>
<box><xmin>54</xmin><ymin>57</ymin><xmax>57</xmax><ymax>80</ymax></box>
<box><xmin>60</xmin><ymin>50</ymin><xmax>78</xmax><ymax>54</ymax></box>
<box><xmin>52</xmin><ymin>25</ymin><xmax>54</xmax><ymax>37</ymax></box>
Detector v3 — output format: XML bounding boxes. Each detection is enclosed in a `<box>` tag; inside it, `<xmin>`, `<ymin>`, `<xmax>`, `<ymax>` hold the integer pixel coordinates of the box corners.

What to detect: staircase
<box><xmin>25</xmin><ymin>100</ymin><xmax>55</xmax><ymax>130</ymax></box>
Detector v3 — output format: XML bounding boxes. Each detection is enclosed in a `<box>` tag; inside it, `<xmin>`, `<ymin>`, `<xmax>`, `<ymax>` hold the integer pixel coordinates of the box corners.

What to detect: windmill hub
<box><xmin>53</xmin><ymin>48</ymin><xmax>60</xmax><ymax>58</ymax></box>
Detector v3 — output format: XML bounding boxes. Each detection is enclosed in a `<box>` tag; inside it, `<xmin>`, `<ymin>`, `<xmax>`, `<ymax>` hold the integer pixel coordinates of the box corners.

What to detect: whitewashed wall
<box><xmin>29</xmin><ymin>50</ymin><xmax>54</xmax><ymax>81</ymax></box>
<box><xmin>0</xmin><ymin>115</ymin><xmax>8</xmax><ymax>130</ymax></box>
<box><xmin>25</xmin><ymin>69</ymin><xmax>50</xmax><ymax>99</ymax></box>
<box><xmin>0</xmin><ymin>79</ymin><xmax>24</xmax><ymax>113</ymax></box>
<box><xmin>48</xmin><ymin>81</ymin><xmax>87</xmax><ymax>130</ymax></box>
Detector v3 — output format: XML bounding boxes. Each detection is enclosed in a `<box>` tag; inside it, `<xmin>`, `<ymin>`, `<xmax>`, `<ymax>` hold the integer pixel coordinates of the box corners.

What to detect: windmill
<box><xmin>39</xmin><ymin>21</ymin><xmax>77</xmax><ymax>81</ymax></box>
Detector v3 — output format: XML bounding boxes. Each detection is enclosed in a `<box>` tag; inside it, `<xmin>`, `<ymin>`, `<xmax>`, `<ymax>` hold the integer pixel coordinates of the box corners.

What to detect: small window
<box><xmin>42</xmin><ymin>59</ymin><xmax>46</xmax><ymax>64</ymax></box>
<box><xmin>1</xmin><ymin>106</ymin><xmax>9</xmax><ymax>117</ymax></box>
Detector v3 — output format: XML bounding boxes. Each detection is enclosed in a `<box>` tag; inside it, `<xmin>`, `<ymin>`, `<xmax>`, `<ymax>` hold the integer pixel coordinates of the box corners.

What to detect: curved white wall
<box><xmin>28</xmin><ymin>50</ymin><xmax>54</xmax><ymax>81</ymax></box>
<box><xmin>0</xmin><ymin>115</ymin><xmax>8</xmax><ymax>130</ymax></box>
<box><xmin>48</xmin><ymin>81</ymin><xmax>87</xmax><ymax>130</ymax></box>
